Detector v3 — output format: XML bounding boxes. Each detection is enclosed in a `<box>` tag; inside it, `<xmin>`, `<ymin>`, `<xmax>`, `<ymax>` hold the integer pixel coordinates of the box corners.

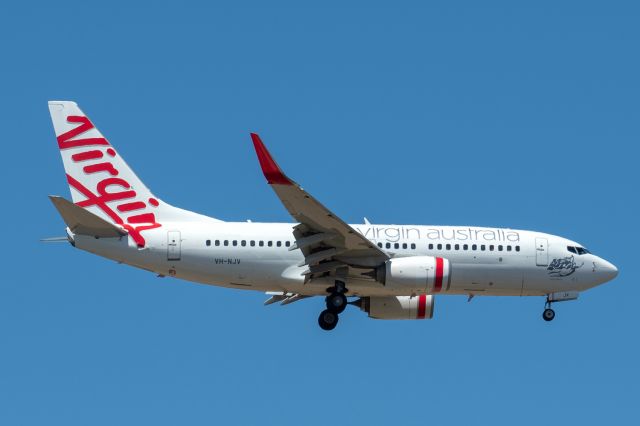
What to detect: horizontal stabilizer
<box><xmin>40</xmin><ymin>236</ymin><xmax>69</xmax><ymax>243</ymax></box>
<box><xmin>49</xmin><ymin>195</ymin><xmax>127</xmax><ymax>238</ymax></box>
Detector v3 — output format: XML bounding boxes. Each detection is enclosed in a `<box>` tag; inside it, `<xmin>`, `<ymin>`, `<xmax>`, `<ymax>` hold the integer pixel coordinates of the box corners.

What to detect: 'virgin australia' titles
<box><xmin>355</xmin><ymin>226</ymin><xmax>520</xmax><ymax>243</ymax></box>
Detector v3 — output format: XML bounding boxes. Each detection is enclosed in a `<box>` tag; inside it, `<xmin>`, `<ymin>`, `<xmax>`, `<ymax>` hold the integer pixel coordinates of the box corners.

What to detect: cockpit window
<box><xmin>568</xmin><ymin>245</ymin><xmax>590</xmax><ymax>255</ymax></box>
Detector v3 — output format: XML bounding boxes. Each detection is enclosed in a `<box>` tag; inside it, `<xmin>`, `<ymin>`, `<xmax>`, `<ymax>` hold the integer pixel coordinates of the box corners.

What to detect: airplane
<box><xmin>46</xmin><ymin>101</ymin><xmax>619</xmax><ymax>330</ymax></box>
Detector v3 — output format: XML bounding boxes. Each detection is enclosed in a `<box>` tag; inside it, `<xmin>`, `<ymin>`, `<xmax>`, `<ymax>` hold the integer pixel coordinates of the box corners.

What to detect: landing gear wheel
<box><xmin>326</xmin><ymin>293</ymin><xmax>347</xmax><ymax>314</ymax></box>
<box><xmin>542</xmin><ymin>308</ymin><xmax>555</xmax><ymax>322</ymax></box>
<box><xmin>318</xmin><ymin>309</ymin><xmax>339</xmax><ymax>331</ymax></box>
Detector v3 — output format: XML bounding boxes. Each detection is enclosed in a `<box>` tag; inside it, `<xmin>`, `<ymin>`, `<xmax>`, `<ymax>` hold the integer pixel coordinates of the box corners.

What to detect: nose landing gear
<box><xmin>542</xmin><ymin>307</ymin><xmax>555</xmax><ymax>321</ymax></box>
<box><xmin>541</xmin><ymin>291</ymin><xmax>579</xmax><ymax>321</ymax></box>
<box><xmin>542</xmin><ymin>297</ymin><xmax>555</xmax><ymax>322</ymax></box>
<box><xmin>318</xmin><ymin>280</ymin><xmax>348</xmax><ymax>331</ymax></box>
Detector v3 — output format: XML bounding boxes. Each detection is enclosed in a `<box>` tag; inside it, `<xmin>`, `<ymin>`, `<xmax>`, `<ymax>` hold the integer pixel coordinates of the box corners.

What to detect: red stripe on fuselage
<box><xmin>434</xmin><ymin>257</ymin><xmax>444</xmax><ymax>292</ymax></box>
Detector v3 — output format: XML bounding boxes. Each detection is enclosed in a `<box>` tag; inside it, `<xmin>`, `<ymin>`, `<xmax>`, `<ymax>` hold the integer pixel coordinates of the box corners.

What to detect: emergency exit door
<box><xmin>167</xmin><ymin>231</ymin><xmax>181</xmax><ymax>261</ymax></box>
<box><xmin>535</xmin><ymin>237</ymin><xmax>548</xmax><ymax>266</ymax></box>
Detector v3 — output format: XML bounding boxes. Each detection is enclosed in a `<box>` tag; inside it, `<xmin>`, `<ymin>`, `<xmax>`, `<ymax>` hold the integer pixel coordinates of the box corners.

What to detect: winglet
<box><xmin>250</xmin><ymin>133</ymin><xmax>292</xmax><ymax>185</ymax></box>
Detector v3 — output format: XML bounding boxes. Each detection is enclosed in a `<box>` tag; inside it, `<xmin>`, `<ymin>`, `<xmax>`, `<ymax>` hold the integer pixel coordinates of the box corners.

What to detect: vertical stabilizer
<box><xmin>48</xmin><ymin>101</ymin><xmax>220</xmax><ymax>247</ymax></box>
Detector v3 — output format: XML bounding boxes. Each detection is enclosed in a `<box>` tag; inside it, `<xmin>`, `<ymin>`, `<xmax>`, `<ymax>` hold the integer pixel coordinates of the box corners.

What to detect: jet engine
<box><xmin>373</xmin><ymin>256</ymin><xmax>450</xmax><ymax>292</ymax></box>
<box><xmin>354</xmin><ymin>295</ymin><xmax>435</xmax><ymax>320</ymax></box>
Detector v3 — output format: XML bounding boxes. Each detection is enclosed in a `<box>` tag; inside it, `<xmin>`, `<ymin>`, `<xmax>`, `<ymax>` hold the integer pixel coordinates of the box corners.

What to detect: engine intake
<box><xmin>356</xmin><ymin>295</ymin><xmax>435</xmax><ymax>320</ymax></box>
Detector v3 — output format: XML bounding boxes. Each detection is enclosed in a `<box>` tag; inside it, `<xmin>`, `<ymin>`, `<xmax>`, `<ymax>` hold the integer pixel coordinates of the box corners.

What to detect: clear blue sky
<box><xmin>1</xmin><ymin>1</ymin><xmax>637</xmax><ymax>424</ymax></box>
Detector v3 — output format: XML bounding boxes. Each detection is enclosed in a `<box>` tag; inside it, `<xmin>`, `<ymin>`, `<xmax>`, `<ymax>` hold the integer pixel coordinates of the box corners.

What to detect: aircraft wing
<box><xmin>251</xmin><ymin>133</ymin><xmax>389</xmax><ymax>280</ymax></box>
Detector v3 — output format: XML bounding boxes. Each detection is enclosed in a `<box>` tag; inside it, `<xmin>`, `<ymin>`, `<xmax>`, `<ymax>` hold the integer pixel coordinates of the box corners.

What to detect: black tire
<box><xmin>318</xmin><ymin>309</ymin><xmax>339</xmax><ymax>331</ymax></box>
<box><xmin>326</xmin><ymin>293</ymin><xmax>347</xmax><ymax>314</ymax></box>
<box><xmin>542</xmin><ymin>308</ymin><xmax>555</xmax><ymax>322</ymax></box>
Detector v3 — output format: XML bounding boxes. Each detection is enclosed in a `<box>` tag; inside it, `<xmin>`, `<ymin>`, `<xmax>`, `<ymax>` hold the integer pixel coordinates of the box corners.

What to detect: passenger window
<box><xmin>277</xmin><ymin>241</ymin><xmax>282</xmax><ymax>247</ymax></box>
<box><xmin>481</xmin><ymin>245</ymin><xmax>486</xmax><ymax>251</ymax></box>
<box><xmin>285</xmin><ymin>241</ymin><xmax>291</xmax><ymax>247</ymax></box>
<box><xmin>455</xmin><ymin>244</ymin><xmax>460</xmax><ymax>250</ymax></box>
<box><xmin>241</xmin><ymin>240</ymin><xmax>246</xmax><ymax>247</ymax></box>
<box><xmin>268</xmin><ymin>241</ymin><xmax>273</xmax><ymax>247</ymax></box>
<box><xmin>206</xmin><ymin>240</ymin><xmax>211</xmax><ymax>246</ymax></box>
<box><xmin>515</xmin><ymin>246</ymin><xmax>520</xmax><ymax>252</ymax></box>
<box><xmin>411</xmin><ymin>243</ymin><xmax>416</xmax><ymax>249</ymax></box>
<box><xmin>259</xmin><ymin>241</ymin><xmax>264</xmax><ymax>247</ymax></box>
<box><xmin>428</xmin><ymin>244</ymin><xmax>434</xmax><ymax>250</ymax></box>
<box><xmin>489</xmin><ymin>245</ymin><xmax>494</xmax><ymax>251</ymax></box>
<box><xmin>437</xmin><ymin>244</ymin><xmax>442</xmax><ymax>250</ymax></box>
<box><xmin>233</xmin><ymin>240</ymin><xmax>238</xmax><ymax>246</ymax></box>
<box><xmin>498</xmin><ymin>245</ymin><xmax>503</xmax><ymax>251</ymax></box>
<box><xmin>402</xmin><ymin>243</ymin><xmax>407</xmax><ymax>249</ymax></box>
<box><xmin>386</xmin><ymin>243</ymin><xmax>391</xmax><ymax>249</ymax></box>
<box><xmin>215</xmin><ymin>240</ymin><xmax>220</xmax><ymax>246</ymax></box>
<box><xmin>506</xmin><ymin>245</ymin><xmax>511</xmax><ymax>251</ymax></box>
<box><xmin>463</xmin><ymin>244</ymin><xmax>468</xmax><ymax>250</ymax></box>
<box><xmin>377</xmin><ymin>242</ymin><xmax>383</xmax><ymax>248</ymax></box>
<box><xmin>250</xmin><ymin>240</ymin><xmax>255</xmax><ymax>247</ymax></box>
<box><xmin>224</xmin><ymin>240</ymin><xmax>229</xmax><ymax>246</ymax></box>
<box><xmin>472</xmin><ymin>244</ymin><xmax>477</xmax><ymax>250</ymax></box>
<box><xmin>446</xmin><ymin>244</ymin><xmax>451</xmax><ymax>250</ymax></box>
<box><xmin>394</xmin><ymin>243</ymin><xmax>399</xmax><ymax>249</ymax></box>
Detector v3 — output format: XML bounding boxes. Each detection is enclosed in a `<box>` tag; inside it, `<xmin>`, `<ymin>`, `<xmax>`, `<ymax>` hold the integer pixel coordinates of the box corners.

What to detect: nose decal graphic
<box><xmin>547</xmin><ymin>255</ymin><xmax>584</xmax><ymax>277</ymax></box>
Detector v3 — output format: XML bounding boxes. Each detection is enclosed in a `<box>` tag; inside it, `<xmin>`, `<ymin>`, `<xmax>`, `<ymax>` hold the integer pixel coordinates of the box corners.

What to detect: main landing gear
<box><xmin>542</xmin><ymin>297</ymin><xmax>555</xmax><ymax>322</ymax></box>
<box><xmin>318</xmin><ymin>281</ymin><xmax>348</xmax><ymax>331</ymax></box>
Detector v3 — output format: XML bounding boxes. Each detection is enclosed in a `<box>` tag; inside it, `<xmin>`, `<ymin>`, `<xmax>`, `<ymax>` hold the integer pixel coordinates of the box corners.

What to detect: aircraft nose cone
<box><xmin>599</xmin><ymin>259</ymin><xmax>618</xmax><ymax>282</ymax></box>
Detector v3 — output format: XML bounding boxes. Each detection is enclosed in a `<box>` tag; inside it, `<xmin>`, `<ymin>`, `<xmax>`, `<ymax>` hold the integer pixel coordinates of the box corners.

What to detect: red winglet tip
<box><xmin>250</xmin><ymin>133</ymin><xmax>292</xmax><ymax>185</ymax></box>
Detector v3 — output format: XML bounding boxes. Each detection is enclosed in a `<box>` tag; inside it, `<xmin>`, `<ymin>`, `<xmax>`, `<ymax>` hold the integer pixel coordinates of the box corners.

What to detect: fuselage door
<box><xmin>535</xmin><ymin>237</ymin><xmax>548</xmax><ymax>266</ymax></box>
<box><xmin>167</xmin><ymin>231</ymin><xmax>181</xmax><ymax>261</ymax></box>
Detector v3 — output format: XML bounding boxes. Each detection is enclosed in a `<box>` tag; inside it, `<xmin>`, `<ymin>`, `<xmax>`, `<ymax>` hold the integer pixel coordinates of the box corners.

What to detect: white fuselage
<box><xmin>46</xmin><ymin>100</ymin><xmax>619</xmax><ymax>329</ymax></box>
<box><xmin>70</xmin><ymin>221</ymin><xmax>617</xmax><ymax>298</ymax></box>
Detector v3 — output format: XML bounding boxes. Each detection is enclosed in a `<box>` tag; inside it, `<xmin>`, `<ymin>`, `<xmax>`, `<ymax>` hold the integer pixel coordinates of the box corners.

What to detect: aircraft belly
<box><xmin>448</xmin><ymin>261</ymin><xmax>525</xmax><ymax>296</ymax></box>
<box><xmin>73</xmin><ymin>234</ymin><xmax>168</xmax><ymax>275</ymax></box>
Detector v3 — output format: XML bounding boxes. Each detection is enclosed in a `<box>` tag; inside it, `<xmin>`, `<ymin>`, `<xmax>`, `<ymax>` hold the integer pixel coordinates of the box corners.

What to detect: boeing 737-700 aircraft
<box><xmin>46</xmin><ymin>101</ymin><xmax>618</xmax><ymax>330</ymax></box>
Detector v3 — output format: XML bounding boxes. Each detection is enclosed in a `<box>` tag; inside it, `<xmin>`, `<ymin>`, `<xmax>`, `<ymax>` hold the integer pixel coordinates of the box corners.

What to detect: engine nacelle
<box><xmin>376</xmin><ymin>256</ymin><xmax>450</xmax><ymax>292</ymax></box>
<box><xmin>358</xmin><ymin>295</ymin><xmax>435</xmax><ymax>320</ymax></box>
